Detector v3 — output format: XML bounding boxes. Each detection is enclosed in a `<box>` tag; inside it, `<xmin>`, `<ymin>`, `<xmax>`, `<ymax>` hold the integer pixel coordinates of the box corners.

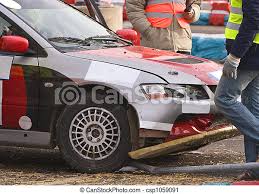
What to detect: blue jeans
<box><xmin>215</xmin><ymin>70</ymin><xmax>259</xmax><ymax>176</ymax></box>
<box><xmin>244</xmin><ymin>136</ymin><xmax>259</xmax><ymax>163</ymax></box>
<box><xmin>243</xmin><ymin>137</ymin><xmax>259</xmax><ymax>176</ymax></box>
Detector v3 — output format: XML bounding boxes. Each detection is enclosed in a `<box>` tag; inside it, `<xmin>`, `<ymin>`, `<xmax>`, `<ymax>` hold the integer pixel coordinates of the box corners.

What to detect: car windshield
<box><xmin>4</xmin><ymin>0</ymin><xmax>129</xmax><ymax>52</ymax></box>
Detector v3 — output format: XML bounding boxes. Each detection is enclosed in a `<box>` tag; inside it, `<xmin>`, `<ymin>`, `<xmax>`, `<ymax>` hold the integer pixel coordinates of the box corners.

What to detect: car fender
<box><xmin>39</xmin><ymin>48</ymin><xmax>167</xmax><ymax>104</ymax></box>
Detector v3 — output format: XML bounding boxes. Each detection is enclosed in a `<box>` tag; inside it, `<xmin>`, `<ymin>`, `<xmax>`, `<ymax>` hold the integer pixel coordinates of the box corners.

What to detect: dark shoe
<box><xmin>238</xmin><ymin>171</ymin><xmax>259</xmax><ymax>181</ymax></box>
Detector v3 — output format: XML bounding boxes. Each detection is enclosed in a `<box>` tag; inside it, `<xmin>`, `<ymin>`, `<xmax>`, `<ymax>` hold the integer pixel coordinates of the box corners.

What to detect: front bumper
<box><xmin>129</xmin><ymin>124</ymin><xmax>239</xmax><ymax>160</ymax></box>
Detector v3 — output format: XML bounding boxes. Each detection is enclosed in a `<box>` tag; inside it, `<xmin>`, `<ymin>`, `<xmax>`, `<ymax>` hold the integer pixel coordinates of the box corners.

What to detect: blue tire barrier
<box><xmin>193</xmin><ymin>11</ymin><xmax>210</xmax><ymax>26</ymax></box>
<box><xmin>192</xmin><ymin>33</ymin><xmax>227</xmax><ymax>60</ymax></box>
<box><xmin>192</xmin><ymin>11</ymin><xmax>229</xmax><ymax>26</ymax></box>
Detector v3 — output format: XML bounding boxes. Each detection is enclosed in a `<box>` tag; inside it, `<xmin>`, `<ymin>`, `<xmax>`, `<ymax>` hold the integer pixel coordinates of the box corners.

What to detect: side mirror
<box><xmin>64</xmin><ymin>0</ymin><xmax>76</xmax><ymax>4</ymax></box>
<box><xmin>0</xmin><ymin>36</ymin><xmax>29</xmax><ymax>54</ymax></box>
<box><xmin>116</xmin><ymin>29</ymin><xmax>140</xmax><ymax>46</ymax></box>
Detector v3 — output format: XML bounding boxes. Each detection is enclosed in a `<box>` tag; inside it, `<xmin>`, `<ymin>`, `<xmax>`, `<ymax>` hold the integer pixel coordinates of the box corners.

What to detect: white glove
<box><xmin>223</xmin><ymin>54</ymin><xmax>241</xmax><ymax>79</ymax></box>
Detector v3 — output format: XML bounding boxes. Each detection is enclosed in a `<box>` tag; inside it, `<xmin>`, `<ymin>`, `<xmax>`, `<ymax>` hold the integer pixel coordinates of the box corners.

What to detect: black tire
<box><xmin>56</xmin><ymin>93</ymin><xmax>131</xmax><ymax>173</ymax></box>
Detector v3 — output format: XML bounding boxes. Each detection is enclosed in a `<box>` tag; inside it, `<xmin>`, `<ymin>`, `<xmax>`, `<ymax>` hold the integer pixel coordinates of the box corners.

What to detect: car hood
<box><xmin>65</xmin><ymin>46</ymin><xmax>222</xmax><ymax>85</ymax></box>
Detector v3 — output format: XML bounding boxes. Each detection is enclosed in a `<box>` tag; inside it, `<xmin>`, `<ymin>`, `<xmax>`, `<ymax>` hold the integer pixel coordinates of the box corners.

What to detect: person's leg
<box><xmin>244</xmin><ymin>136</ymin><xmax>258</xmax><ymax>162</ymax></box>
<box><xmin>242</xmin><ymin>136</ymin><xmax>259</xmax><ymax>179</ymax></box>
<box><xmin>241</xmin><ymin>89</ymin><xmax>259</xmax><ymax>163</ymax></box>
<box><xmin>240</xmin><ymin>76</ymin><xmax>259</xmax><ymax>177</ymax></box>
<box><xmin>215</xmin><ymin>70</ymin><xmax>259</xmax><ymax>143</ymax></box>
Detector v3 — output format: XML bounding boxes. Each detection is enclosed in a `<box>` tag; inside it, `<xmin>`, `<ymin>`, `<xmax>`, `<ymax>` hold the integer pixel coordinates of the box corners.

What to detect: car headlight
<box><xmin>141</xmin><ymin>84</ymin><xmax>209</xmax><ymax>100</ymax></box>
<box><xmin>184</xmin><ymin>85</ymin><xmax>209</xmax><ymax>100</ymax></box>
<box><xmin>141</xmin><ymin>84</ymin><xmax>168</xmax><ymax>99</ymax></box>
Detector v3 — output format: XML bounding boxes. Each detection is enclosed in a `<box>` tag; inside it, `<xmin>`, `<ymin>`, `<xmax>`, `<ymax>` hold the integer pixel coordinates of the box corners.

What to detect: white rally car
<box><xmin>0</xmin><ymin>0</ymin><xmax>226</xmax><ymax>173</ymax></box>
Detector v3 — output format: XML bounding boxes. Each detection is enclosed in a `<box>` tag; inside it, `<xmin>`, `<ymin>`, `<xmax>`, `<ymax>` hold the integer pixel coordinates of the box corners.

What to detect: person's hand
<box><xmin>223</xmin><ymin>54</ymin><xmax>241</xmax><ymax>79</ymax></box>
<box><xmin>183</xmin><ymin>8</ymin><xmax>195</xmax><ymax>20</ymax></box>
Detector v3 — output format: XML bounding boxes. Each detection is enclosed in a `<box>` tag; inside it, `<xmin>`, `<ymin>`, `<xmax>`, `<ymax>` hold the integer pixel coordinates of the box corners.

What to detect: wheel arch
<box><xmin>50</xmin><ymin>83</ymin><xmax>140</xmax><ymax>150</ymax></box>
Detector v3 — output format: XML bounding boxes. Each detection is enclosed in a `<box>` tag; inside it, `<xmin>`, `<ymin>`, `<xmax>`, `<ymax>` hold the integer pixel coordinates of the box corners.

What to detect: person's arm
<box><xmin>191</xmin><ymin>0</ymin><xmax>201</xmax><ymax>23</ymax></box>
<box><xmin>126</xmin><ymin>0</ymin><xmax>151</xmax><ymax>34</ymax></box>
<box><xmin>230</xmin><ymin>0</ymin><xmax>259</xmax><ymax>58</ymax></box>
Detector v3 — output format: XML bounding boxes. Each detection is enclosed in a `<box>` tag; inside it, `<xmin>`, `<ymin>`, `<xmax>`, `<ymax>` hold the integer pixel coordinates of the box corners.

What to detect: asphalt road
<box><xmin>0</xmin><ymin>136</ymin><xmax>246</xmax><ymax>185</ymax></box>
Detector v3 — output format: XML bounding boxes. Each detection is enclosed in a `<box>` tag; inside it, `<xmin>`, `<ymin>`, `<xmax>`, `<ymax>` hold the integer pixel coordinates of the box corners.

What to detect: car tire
<box><xmin>56</xmin><ymin>93</ymin><xmax>131</xmax><ymax>173</ymax></box>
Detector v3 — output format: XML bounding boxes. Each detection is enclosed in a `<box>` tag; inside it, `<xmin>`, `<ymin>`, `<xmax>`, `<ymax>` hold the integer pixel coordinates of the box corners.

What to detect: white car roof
<box><xmin>0</xmin><ymin>0</ymin><xmax>66</xmax><ymax>10</ymax></box>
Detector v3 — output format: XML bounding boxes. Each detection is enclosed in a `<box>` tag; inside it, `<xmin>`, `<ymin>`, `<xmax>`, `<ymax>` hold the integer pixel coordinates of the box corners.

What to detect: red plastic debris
<box><xmin>166</xmin><ymin>115</ymin><xmax>214</xmax><ymax>141</ymax></box>
<box><xmin>232</xmin><ymin>181</ymin><xmax>259</xmax><ymax>185</ymax></box>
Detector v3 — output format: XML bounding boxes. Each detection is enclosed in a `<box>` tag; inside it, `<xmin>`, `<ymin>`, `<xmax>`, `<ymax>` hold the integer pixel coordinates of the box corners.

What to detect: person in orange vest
<box><xmin>126</xmin><ymin>0</ymin><xmax>201</xmax><ymax>54</ymax></box>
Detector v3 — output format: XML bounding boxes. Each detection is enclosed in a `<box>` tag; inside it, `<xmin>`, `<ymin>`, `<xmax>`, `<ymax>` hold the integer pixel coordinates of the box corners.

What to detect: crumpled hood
<box><xmin>65</xmin><ymin>46</ymin><xmax>222</xmax><ymax>85</ymax></box>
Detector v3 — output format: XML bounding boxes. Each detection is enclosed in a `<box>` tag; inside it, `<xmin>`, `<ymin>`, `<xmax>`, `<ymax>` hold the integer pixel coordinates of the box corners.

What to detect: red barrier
<box><xmin>211</xmin><ymin>1</ymin><xmax>230</xmax><ymax>12</ymax></box>
<box><xmin>209</xmin><ymin>13</ymin><xmax>226</xmax><ymax>26</ymax></box>
<box><xmin>209</xmin><ymin>1</ymin><xmax>230</xmax><ymax>26</ymax></box>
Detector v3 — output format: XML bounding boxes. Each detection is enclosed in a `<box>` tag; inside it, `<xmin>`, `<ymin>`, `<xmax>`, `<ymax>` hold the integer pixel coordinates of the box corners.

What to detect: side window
<box><xmin>0</xmin><ymin>15</ymin><xmax>12</xmax><ymax>36</ymax></box>
<box><xmin>0</xmin><ymin>13</ymin><xmax>44</xmax><ymax>57</ymax></box>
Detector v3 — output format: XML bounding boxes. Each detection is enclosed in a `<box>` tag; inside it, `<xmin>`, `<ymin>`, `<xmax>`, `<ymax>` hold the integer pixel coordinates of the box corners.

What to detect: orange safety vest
<box><xmin>145</xmin><ymin>0</ymin><xmax>190</xmax><ymax>29</ymax></box>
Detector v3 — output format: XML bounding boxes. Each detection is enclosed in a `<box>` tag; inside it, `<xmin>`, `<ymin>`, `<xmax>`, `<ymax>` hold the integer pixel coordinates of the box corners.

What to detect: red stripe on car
<box><xmin>2</xmin><ymin>66</ymin><xmax>27</xmax><ymax>128</ymax></box>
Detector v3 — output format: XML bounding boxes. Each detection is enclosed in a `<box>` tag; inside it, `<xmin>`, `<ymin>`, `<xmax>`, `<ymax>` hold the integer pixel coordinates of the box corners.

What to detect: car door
<box><xmin>0</xmin><ymin>56</ymin><xmax>13</xmax><ymax>127</ymax></box>
<box><xmin>0</xmin><ymin>13</ymin><xmax>40</xmax><ymax>134</ymax></box>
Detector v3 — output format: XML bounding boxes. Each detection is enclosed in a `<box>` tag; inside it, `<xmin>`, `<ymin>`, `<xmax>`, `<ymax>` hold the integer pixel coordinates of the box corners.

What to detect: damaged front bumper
<box><xmin>133</xmin><ymin>84</ymin><xmax>217</xmax><ymax>132</ymax></box>
<box><xmin>129</xmin><ymin>123</ymin><xmax>239</xmax><ymax>160</ymax></box>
